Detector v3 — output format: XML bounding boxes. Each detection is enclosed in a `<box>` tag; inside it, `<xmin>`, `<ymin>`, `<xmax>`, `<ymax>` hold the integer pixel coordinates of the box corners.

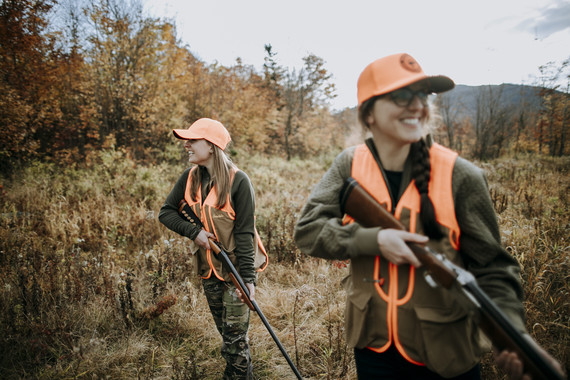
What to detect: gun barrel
<box><xmin>208</xmin><ymin>239</ymin><xmax>303</xmax><ymax>380</ymax></box>
<box><xmin>464</xmin><ymin>281</ymin><xmax>564</xmax><ymax>380</ymax></box>
<box><xmin>178</xmin><ymin>202</ymin><xmax>303</xmax><ymax>379</ymax></box>
<box><xmin>340</xmin><ymin>177</ymin><xmax>565</xmax><ymax>380</ymax></box>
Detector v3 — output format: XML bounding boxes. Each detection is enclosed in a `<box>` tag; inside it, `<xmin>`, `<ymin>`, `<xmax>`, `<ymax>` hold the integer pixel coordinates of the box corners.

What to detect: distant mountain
<box><xmin>438</xmin><ymin>83</ymin><xmax>544</xmax><ymax>120</ymax></box>
<box><xmin>333</xmin><ymin>83</ymin><xmax>548</xmax><ymax>140</ymax></box>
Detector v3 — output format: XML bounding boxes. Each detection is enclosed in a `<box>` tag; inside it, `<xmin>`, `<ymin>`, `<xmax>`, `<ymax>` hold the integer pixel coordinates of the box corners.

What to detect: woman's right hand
<box><xmin>376</xmin><ymin>228</ymin><xmax>428</xmax><ymax>268</ymax></box>
<box><xmin>194</xmin><ymin>229</ymin><xmax>215</xmax><ymax>250</ymax></box>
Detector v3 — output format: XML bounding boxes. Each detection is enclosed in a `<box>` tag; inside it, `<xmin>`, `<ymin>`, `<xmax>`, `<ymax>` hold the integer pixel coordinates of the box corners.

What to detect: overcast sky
<box><xmin>144</xmin><ymin>0</ymin><xmax>570</xmax><ymax>110</ymax></box>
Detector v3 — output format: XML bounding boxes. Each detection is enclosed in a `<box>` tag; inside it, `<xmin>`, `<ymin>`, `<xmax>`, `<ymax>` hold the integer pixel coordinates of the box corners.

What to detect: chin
<box><xmin>403</xmin><ymin>132</ymin><xmax>424</xmax><ymax>144</ymax></box>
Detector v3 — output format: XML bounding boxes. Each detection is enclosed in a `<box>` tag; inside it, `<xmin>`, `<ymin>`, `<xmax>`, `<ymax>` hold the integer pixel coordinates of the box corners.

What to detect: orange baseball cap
<box><xmin>357</xmin><ymin>53</ymin><xmax>454</xmax><ymax>105</ymax></box>
<box><xmin>173</xmin><ymin>118</ymin><xmax>231</xmax><ymax>150</ymax></box>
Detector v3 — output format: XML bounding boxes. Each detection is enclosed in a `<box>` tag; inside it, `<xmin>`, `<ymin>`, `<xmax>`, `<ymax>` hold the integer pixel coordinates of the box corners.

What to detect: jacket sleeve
<box><xmin>231</xmin><ymin>170</ymin><xmax>257</xmax><ymax>284</ymax></box>
<box><xmin>453</xmin><ymin>157</ymin><xmax>526</xmax><ymax>332</ymax></box>
<box><xmin>294</xmin><ymin>148</ymin><xmax>382</xmax><ymax>260</ymax></box>
<box><xmin>158</xmin><ymin>168</ymin><xmax>201</xmax><ymax>240</ymax></box>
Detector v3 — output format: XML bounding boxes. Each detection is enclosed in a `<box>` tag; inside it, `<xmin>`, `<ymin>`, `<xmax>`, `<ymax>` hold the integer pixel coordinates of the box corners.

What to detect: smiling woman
<box><xmin>158</xmin><ymin>118</ymin><xmax>268</xmax><ymax>379</ymax></box>
<box><xmin>183</xmin><ymin>139</ymin><xmax>213</xmax><ymax>167</ymax></box>
<box><xmin>293</xmin><ymin>53</ymin><xmax>564</xmax><ymax>380</ymax></box>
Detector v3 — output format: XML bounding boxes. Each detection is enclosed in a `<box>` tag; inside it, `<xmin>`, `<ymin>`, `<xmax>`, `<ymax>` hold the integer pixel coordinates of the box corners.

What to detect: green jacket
<box><xmin>294</xmin><ymin>139</ymin><xmax>525</xmax><ymax>376</ymax></box>
<box><xmin>159</xmin><ymin>166</ymin><xmax>257</xmax><ymax>284</ymax></box>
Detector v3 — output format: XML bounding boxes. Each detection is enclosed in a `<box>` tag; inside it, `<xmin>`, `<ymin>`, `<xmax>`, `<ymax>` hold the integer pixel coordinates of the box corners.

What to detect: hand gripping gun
<box><xmin>340</xmin><ymin>177</ymin><xmax>565</xmax><ymax>380</ymax></box>
<box><xmin>179</xmin><ymin>201</ymin><xmax>303</xmax><ymax>379</ymax></box>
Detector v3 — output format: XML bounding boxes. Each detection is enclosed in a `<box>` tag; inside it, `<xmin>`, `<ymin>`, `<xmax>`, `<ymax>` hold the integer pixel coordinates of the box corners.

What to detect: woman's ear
<box><xmin>365</xmin><ymin>112</ymin><xmax>375</xmax><ymax>127</ymax></box>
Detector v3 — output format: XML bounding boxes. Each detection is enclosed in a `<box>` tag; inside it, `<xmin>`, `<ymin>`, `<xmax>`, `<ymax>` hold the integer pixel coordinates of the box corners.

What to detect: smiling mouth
<box><xmin>401</xmin><ymin>118</ymin><xmax>420</xmax><ymax>125</ymax></box>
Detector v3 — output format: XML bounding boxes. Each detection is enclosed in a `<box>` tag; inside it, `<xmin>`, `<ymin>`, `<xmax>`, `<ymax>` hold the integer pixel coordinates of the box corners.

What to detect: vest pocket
<box><xmin>413</xmin><ymin>306</ymin><xmax>480</xmax><ymax>377</ymax></box>
<box><xmin>187</xmin><ymin>240</ymin><xmax>200</xmax><ymax>276</ymax></box>
<box><xmin>345</xmin><ymin>288</ymin><xmax>372</xmax><ymax>348</ymax></box>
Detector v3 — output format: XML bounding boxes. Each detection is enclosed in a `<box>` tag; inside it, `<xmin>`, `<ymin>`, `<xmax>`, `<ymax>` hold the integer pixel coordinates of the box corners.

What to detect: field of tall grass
<box><xmin>0</xmin><ymin>148</ymin><xmax>568</xmax><ymax>379</ymax></box>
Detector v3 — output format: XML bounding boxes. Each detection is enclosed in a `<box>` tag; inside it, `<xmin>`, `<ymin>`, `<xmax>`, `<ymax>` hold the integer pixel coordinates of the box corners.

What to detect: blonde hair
<box><xmin>189</xmin><ymin>143</ymin><xmax>236</xmax><ymax>208</ymax></box>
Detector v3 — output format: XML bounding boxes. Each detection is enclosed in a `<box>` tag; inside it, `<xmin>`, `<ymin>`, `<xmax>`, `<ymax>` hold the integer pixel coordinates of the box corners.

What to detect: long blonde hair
<box><xmin>189</xmin><ymin>143</ymin><xmax>236</xmax><ymax>208</ymax></box>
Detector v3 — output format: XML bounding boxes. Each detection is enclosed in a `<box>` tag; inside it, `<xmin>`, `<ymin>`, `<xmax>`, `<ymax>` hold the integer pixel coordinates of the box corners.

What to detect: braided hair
<box><xmin>359</xmin><ymin>94</ymin><xmax>443</xmax><ymax>240</ymax></box>
<box><xmin>410</xmin><ymin>139</ymin><xmax>444</xmax><ymax>240</ymax></box>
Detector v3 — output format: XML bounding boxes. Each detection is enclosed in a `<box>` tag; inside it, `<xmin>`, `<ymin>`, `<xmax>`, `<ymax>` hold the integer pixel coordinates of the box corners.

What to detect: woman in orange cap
<box><xmin>159</xmin><ymin>118</ymin><xmax>267</xmax><ymax>379</ymax></box>
<box><xmin>294</xmin><ymin>54</ymin><xmax>563</xmax><ymax>379</ymax></box>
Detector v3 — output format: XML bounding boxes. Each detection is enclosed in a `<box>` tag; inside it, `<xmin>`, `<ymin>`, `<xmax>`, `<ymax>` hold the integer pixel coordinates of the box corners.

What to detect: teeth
<box><xmin>401</xmin><ymin>118</ymin><xmax>419</xmax><ymax>125</ymax></box>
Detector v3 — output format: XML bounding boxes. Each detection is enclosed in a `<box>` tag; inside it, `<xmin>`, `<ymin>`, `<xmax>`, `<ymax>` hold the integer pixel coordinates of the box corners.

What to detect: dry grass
<box><xmin>0</xmin><ymin>149</ymin><xmax>567</xmax><ymax>379</ymax></box>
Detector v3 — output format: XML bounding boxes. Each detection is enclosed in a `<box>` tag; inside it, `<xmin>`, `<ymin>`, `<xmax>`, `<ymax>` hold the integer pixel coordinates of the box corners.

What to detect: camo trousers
<box><xmin>202</xmin><ymin>277</ymin><xmax>253</xmax><ymax>380</ymax></box>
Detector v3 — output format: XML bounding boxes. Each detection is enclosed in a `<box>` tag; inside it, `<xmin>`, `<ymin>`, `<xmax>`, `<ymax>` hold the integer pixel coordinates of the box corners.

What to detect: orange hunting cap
<box><xmin>357</xmin><ymin>53</ymin><xmax>455</xmax><ymax>105</ymax></box>
<box><xmin>173</xmin><ymin>118</ymin><xmax>231</xmax><ymax>150</ymax></box>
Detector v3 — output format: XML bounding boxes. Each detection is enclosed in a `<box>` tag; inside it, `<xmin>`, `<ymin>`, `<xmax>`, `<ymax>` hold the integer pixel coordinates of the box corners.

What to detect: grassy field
<box><xmin>0</xmin><ymin>149</ymin><xmax>568</xmax><ymax>379</ymax></box>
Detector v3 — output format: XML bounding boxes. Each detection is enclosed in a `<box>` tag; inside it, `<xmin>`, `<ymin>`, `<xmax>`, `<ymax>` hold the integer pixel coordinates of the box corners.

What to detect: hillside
<box><xmin>441</xmin><ymin>83</ymin><xmax>544</xmax><ymax>120</ymax></box>
<box><xmin>333</xmin><ymin>82</ymin><xmax>548</xmax><ymax>141</ymax></box>
<box><xmin>336</xmin><ymin>83</ymin><xmax>545</xmax><ymax>123</ymax></box>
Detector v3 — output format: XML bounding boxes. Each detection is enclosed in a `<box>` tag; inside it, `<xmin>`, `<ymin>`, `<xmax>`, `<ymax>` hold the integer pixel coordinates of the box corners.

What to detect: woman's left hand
<box><xmin>236</xmin><ymin>283</ymin><xmax>255</xmax><ymax>304</ymax></box>
<box><xmin>194</xmin><ymin>229</ymin><xmax>215</xmax><ymax>250</ymax></box>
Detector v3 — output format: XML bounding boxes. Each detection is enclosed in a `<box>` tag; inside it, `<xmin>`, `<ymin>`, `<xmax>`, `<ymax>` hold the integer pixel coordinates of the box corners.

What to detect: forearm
<box><xmin>231</xmin><ymin>171</ymin><xmax>257</xmax><ymax>284</ymax></box>
<box><xmin>294</xmin><ymin>149</ymin><xmax>382</xmax><ymax>260</ymax></box>
<box><xmin>234</xmin><ymin>232</ymin><xmax>256</xmax><ymax>284</ymax></box>
<box><xmin>158</xmin><ymin>169</ymin><xmax>201</xmax><ymax>240</ymax></box>
<box><xmin>454</xmin><ymin>158</ymin><xmax>525</xmax><ymax>330</ymax></box>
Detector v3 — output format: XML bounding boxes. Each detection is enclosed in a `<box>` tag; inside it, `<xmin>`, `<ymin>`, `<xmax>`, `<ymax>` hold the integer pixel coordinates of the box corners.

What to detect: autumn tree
<box><xmin>83</xmin><ymin>0</ymin><xmax>193</xmax><ymax>159</ymax></box>
<box><xmin>511</xmin><ymin>85</ymin><xmax>539</xmax><ymax>156</ymax></box>
<box><xmin>262</xmin><ymin>44</ymin><xmax>284</xmax><ymax>109</ymax></box>
<box><xmin>0</xmin><ymin>0</ymin><xmax>70</xmax><ymax>171</ymax></box>
<box><xmin>436</xmin><ymin>92</ymin><xmax>467</xmax><ymax>151</ymax></box>
<box><xmin>473</xmin><ymin>85</ymin><xmax>514</xmax><ymax>160</ymax></box>
<box><xmin>535</xmin><ymin>59</ymin><xmax>569</xmax><ymax>156</ymax></box>
<box><xmin>262</xmin><ymin>45</ymin><xmax>337</xmax><ymax>159</ymax></box>
<box><xmin>207</xmin><ymin>59</ymin><xmax>275</xmax><ymax>151</ymax></box>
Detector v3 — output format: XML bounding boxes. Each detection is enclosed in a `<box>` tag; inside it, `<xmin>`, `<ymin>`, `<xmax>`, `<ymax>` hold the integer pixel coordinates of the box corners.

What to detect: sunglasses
<box><xmin>387</xmin><ymin>88</ymin><xmax>430</xmax><ymax>107</ymax></box>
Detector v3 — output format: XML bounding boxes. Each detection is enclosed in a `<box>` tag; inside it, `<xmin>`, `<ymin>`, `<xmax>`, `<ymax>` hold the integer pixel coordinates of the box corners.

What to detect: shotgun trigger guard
<box><xmin>426</xmin><ymin>249</ymin><xmax>482</xmax><ymax>307</ymax></box>
<box><xmin>424</xmin><ymin>272</ymin><xmax>439</xmax><ymax>288</ymax></box>
<box><xmin>440</xmin><ymin>255</ymin><xmax>476</xmax><ymax>286</ymax></box>
<box><xmin>424</xmin><ymin>247</ymin><xmax>476</xmax><ymax>286</ymax></box>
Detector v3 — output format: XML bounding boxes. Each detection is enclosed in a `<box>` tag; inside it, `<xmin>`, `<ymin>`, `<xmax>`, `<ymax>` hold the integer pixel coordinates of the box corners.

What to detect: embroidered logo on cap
<box><xmin>400</xmin><ymin>54</ymin><xmax>422</xmax><ymax>73</ymax></box>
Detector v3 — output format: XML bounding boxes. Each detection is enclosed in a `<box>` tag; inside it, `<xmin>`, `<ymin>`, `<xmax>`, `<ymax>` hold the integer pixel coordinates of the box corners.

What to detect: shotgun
<box><xmin>339</xmin><ymin>177</ymin><xmax>565</xmax><ymax>380</ymax></box>
<box><xmin>178</xmin><ymin>201</ymin><xmax>303</xmax><ymax>380</ymax></box>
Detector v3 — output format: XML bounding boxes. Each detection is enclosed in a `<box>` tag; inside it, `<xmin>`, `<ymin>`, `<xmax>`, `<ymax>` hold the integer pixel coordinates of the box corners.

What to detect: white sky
<box><xmin>144</xmin><ymin>0</ymin><xmax>570</xmax><ymax>110</ymax></box>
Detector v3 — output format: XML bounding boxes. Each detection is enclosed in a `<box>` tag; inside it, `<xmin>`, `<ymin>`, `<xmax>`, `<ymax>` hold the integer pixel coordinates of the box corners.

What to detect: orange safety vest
<box><xmin>184</xmin><ymin>166</ymin><xmax>268</xmax><ymax>281</ymax></box>
<box><xmin>348</xmin><ymin>142</ymin><xmax>460</xmax><ymax>365</ymax></box>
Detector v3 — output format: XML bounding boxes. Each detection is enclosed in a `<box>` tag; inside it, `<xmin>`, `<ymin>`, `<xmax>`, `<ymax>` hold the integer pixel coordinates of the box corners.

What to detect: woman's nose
<box><xmin>407</xmin><ymin>95</ymin><xmax>426</xmax><ymax>110</ymax></box>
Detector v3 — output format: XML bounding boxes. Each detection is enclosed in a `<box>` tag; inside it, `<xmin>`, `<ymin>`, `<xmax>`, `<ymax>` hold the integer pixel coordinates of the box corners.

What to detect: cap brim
<box><xmin>420</xmin><ymin>75</ymin><xmax>455</xmax><ymax>93</ymax></box>
<box><xmin>173</xmin><ymin>129</ymin><xmax>202</xmax><ymax>140</ymax></box>
<box><xmin>363</xmin><ymin>74</ymin><xmax>455</xmax><ymax>102</ymax></box>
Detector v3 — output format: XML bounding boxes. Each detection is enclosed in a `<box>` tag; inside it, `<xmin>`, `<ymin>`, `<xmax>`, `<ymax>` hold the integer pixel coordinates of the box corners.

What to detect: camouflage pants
<box><xmin>202</xmin><ymin>277</ymin><xmax>253</xmax><ymax>380</ymax></box>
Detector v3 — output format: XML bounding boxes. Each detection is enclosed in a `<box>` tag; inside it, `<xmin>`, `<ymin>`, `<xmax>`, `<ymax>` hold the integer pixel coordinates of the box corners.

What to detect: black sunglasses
<box><xmin>387</xmin><ymin>88</ymin><xmax>430</xmax><ymax>107</ymax></box>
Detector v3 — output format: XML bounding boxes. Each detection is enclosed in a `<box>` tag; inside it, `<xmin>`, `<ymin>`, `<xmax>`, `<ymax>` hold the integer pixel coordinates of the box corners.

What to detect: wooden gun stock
<box><xmin>339</xmin><ymin>177</ymin><xmax>565</xmax><ymax>380</ymax></box>
<box><xmin>340</xmin><ymin>177</ymin><xmax>457</xmax><ymax>288</ymax></box>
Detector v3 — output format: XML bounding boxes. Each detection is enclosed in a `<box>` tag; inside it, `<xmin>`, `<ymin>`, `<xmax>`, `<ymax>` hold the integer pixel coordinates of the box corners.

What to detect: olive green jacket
<box><xmin>294</xmin><ymin>139</ymin><xmax>525</xmax><ymax>377</ymax></box>
<box><xmin>159</xmin><ymin>166</ymin><xmax>258</xmax><ymax>284</ymax></box>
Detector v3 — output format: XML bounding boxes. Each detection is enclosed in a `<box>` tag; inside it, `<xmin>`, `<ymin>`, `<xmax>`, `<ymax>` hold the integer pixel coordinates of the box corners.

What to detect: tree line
<box><xmin>0</xmin><ymin>0</ymin><xmax>568</xmax><ymax>175</ymax></box>
<box><xmin>437</xmin><ymin>75</ymin><xmax>569</xmax><ymax>161</ymax></box>
<box><xmin>0</xmin><ymin>0</ymin><xmax>343</xmax><ymax>173</ymax></box>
